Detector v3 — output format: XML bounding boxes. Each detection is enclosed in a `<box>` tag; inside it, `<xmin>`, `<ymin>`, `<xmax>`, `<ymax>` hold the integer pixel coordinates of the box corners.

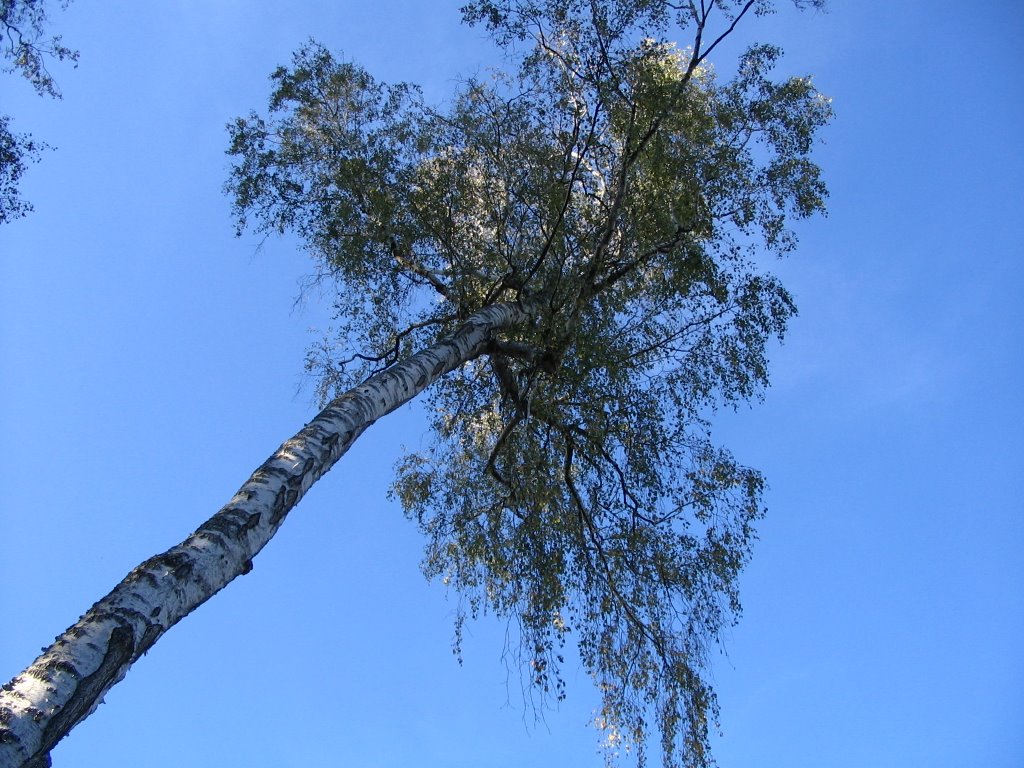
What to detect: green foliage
<box><xmin>0</xmin><ymin>0</ymin><xmax>78</xmax><ymax>223</ymax></box>
<box><xmin>0</xmin><ymin>114</ymin><xmax>44</xmax><ymax>223</ymax></box>
<box><xmin>1</xmin><ymin>0</ymin><xmax>78</xmax><ymax>97</ymax></box>
<box><xmin>227</xmin><ymin>2</ymin><xmax>830</xmax><ymax>765</ymax></box>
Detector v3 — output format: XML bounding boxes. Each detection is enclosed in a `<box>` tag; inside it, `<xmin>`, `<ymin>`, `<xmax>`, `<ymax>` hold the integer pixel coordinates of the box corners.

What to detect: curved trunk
<box><xmin>0</xmin><ymin>300</ymin><xmax>538</xmax><ymax>768</ymax></box>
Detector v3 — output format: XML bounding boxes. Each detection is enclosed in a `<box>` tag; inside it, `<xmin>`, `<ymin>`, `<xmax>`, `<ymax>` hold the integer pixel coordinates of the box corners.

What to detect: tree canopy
<box><xmin>226</xmin><ymin>1</ymin><xmax>831</xmax><ymax>765</ymax></box>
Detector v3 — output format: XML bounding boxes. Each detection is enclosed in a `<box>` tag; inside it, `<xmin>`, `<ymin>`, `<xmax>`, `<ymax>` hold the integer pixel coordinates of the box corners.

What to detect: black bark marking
<box><xmin>25</xmin><ymin>669</ymin><xmax>46</xmax><ymax>684</ymax></box>
<box><xmin>240</xmin><ymin>512</ymin><xmax>261</xmax><ymax>534</ymax></box>
<box><xmin>129</xmin><ymin>570</ymin><xmax>159</xmax><ymax>589</ymax></box>
<box><xmin>283</xmin><ymin>458</ymin><xmax>314</xmax><ymax>492</ymax></box>
<box><xmin>251</xmin><ymin>464</ymin><xmax>289</xmax><ymax>486</ymax></box>
<box><xmin>41</xmin><ymin>661</ymin><xmax>80</xmax><ymax>682</ymax></box>
<box><xmin>322</xmin><ymin>430</ymin><xmax>340</xmax><ymax>452</ymax></box>
<box><xmin>218</xmin><ymin>505</ymin><xmax>248</xmax><ymax>520</ymax></box>
<box><xmin>196</xmin><ymin>503</ymin><xmax>261</xmax><ymax>542</ymax></box>
<box><xmin>197</xmin><ymin>516</ymin><xmax>238</xmax><ymax>540</ymax></box>
<box><xmin>132</xmin><ymin>551</ymin><xmax>192</xmax><ymax>584</ymax></box>
<box><xmin>159</xmin><ymin>552</ymin><xmax>193</xmax><ymax>581</ymax></box>
<box><xmin>319</xmin><ymin>406</ymin><xmax>344</xmax><ymax>423</ymax></box>
<box><xmin>134</xmin><ymin>624</ymin><xmax>162</xmax><ymax>659</ymax></box>
<box><xmin>36</xmin><ymin>624</ymin><xmax>135</xmax><ymax>758</ymax></box>
<box><xmin>111</xmin><ymin>607</ymin><xmax>150</xmax><ymax>628</ymax></box>
<box><xmin>193</xmin><ymin>528</ymin><xmax>229</xmax><ymax>549</ymax></box>
<box><xmin>270</xmin><ymin>485</ymin><xmax>288</xmax><ymax>525</ymax></box>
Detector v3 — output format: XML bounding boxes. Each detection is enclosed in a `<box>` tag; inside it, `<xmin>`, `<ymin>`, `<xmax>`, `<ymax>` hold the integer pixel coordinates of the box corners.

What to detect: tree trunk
<box><xmin>0</xmin><ymin>300</ymin><xmax>538</xmax><ymax>768</ymax></box>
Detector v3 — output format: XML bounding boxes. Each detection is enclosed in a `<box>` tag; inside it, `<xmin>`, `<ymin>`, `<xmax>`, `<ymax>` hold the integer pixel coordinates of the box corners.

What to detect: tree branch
<box><xmin>390</xmin><ymin>238</ymin><xmax>452</xmax><ymax>299</ymax></box>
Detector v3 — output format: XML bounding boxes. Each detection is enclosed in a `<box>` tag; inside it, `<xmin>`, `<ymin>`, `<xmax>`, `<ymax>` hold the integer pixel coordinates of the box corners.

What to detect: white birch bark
<box><xmin>0</xmin><ymin>300</ymin><xmax>539</xmax><ymax>768</ymax></box>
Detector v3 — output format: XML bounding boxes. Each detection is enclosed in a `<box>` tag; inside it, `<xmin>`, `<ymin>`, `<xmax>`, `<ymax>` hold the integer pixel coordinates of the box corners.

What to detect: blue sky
<box><xmin>1</xmin><ymin>2</ymin><xmax>1022</xmax><ymax>766</ymax></box>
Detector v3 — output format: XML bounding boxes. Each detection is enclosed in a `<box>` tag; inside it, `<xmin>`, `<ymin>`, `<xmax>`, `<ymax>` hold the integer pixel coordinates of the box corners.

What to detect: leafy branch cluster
<box><xmin>0</xmin><ymin>0</ymin><xmax>77</xmax><ymax>223</ymax></box>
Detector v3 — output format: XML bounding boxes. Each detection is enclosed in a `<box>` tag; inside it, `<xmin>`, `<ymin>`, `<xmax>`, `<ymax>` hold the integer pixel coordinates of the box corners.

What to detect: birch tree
<box><xmin>0</xmin><ymin>2</ymin><xmax>830</xmax><ymax>766</ymax></box>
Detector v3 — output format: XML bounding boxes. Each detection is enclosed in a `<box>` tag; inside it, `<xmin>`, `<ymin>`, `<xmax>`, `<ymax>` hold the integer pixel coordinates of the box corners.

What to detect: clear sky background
<box><xmin>1</xmin><ymin>2</ymin><xmax>1021</xmax><ymax>766</ymax></box>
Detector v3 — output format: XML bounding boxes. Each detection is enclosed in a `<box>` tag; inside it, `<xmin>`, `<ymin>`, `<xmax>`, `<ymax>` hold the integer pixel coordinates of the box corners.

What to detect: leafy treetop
<box><xmin>227</xmin><ymin>1</ymin><xmax>830</xmax><ymax>765</ymax></box>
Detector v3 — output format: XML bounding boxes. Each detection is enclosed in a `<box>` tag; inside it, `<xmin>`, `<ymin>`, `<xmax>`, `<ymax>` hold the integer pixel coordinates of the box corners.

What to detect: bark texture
<box><xmin>0</xmin><ymin>300</ymin><xmax>537</xmax><ymax>768</ymax></box>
